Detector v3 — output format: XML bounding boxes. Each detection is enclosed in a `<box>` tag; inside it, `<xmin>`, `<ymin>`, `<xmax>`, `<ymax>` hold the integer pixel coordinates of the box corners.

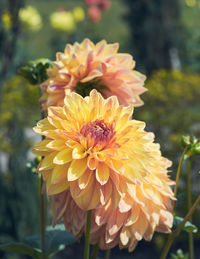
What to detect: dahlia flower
<box><xmin>52</xmin><ymin>160</ymin><xmax>174</xmax><ymax>252</ymax></box>
<box><xmin>40</xmin><ymin>38</ymin><xmax>146</xmax><ymax>110</ymax></box>
<box><xmin>33</xmin><ymin>90</ymin><xmax>173</xmax><ymax>215</ymax></box>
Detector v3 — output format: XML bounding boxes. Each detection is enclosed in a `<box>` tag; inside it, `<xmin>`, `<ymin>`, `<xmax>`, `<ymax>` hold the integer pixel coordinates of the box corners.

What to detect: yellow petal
<box><xmin>120</xmin><ymin>228</ymin><xmax>130</xmax><ymax>246</ymax></box>
<box><xmin>38</xmin><ymin>152</ymin><xmax>57</xmax><ymax>171</ymax></box>
<box><xmin>51</xmin><ymin>164</ymin><xmax>69</xmax><ymax>184</ymax></box>
<box><xmin>46</xmin><ymin>139</ymin><xmax>66</xmax><ymax>150</ymax></box>
<box><xmin>96</xmin><ymin>163</ymin><xmax>110</xmax><ymax>185</ymax></box>
<box><xmin>33</xmin><ymin>139</ymin><xmax>51</xmax><ymax>151</ymax></box>
<box><xmin>72</xmin><ymin>144</ymin><xmax>87</xmax><ymax>159</ymax></box>
<box><xmin>68</xmin><ymin>157</ymin><xmax>88</xmax><ymax>181</ymax></box>
<box><xmin>53</xmin><ymin>149</ymin><xmax>72</xmax><ymax>165</ymax></box>
<box><xmin>47</xmin><ymin>180</ymin><xmax>69</xmax><ymax>195</ymax></box>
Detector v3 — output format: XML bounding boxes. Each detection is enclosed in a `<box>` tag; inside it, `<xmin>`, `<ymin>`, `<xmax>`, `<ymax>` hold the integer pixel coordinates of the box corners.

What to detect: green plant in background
<box><xmin>0</xmin><ymin>76</ymin><xmax>41</xmax><ymax>253</ymax></box>
<box><xmin>135</xmin><ymin>69</ymin><xmax>200</xmax><ymax>160</ymax></box>
<box><xmin>170</xmin><ymin>249</ymin><xmax>188</xmax><ymax>259</ymax></box>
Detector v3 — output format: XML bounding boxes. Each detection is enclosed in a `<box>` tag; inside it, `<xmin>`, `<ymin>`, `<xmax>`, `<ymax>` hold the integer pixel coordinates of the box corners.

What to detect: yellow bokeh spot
<box><xmin>2</xmin><ymin>12</ymin><xmax>11</xmax><ymax>30</ymax></box>
<box><xmin>185</xmin><ymin>0</ymin><xmax>196</xmax><ymax>7</ymax></box>
<box><xmin>72</xmin><ymin>7</ymin><xmax>85</xmax><ymax>22</ymax></box>
<box><xmin>19</xmin><ymin>6</ymin><xmax>42</xmax><ymax>31</ymax></box>
<box><xmin>50</xmin><ymin>11</ymin><xmax>76</xmax><ymax>32</ymax></box>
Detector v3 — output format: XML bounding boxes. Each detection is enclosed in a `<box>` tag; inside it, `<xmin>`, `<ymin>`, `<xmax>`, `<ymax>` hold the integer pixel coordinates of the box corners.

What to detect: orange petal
<box><xmin>78</xmin><ymin>169</ymin><xmax>92</xmax><ymax>189</ymax></box>
<box><xmin>88</xmin><ymin>156</ymin><xmax>98</xmax><ymax>170</ymax></box>
<box><xmin>96</xmin><ymin>163</ymin><xmax>110</xmax><ymax>185</ymax></box>
<box><xmin>72</xmin><ymin>175</ymin><xmax>100</xmax><ymax>210</ymax></box>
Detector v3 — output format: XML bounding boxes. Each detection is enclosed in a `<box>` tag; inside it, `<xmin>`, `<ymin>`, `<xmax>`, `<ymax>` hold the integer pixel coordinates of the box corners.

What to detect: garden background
<box><xmin>0</xmin><ymin>0</ymin><xmax>200</xmax><ymax>258</ymax></box>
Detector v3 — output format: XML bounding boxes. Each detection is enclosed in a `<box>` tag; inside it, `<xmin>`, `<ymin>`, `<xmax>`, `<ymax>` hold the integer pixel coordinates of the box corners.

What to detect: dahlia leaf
<box><xmin>173</xmin><ymin>216</ymin><xmax>198</xmax><ymax>233</ymax></box>
<box><xmin>0</xmin><ymin>242</ymin><xmax>41</xmax><ymax>259</ymax></box>
<box><xmin>25</xmin><ymin>224</ymin><xmax>76</xmax><ymax>254</ymax></box>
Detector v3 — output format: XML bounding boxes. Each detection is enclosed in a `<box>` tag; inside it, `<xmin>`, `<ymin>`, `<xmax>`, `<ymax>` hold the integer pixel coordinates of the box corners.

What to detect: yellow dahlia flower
<box><xmin>40</xmin><ymin>39</ymin><xmax>146</xmax><ymax>110</ymax></box>
<box><xmin>33</xmin><ymin>90</ymin><xmax>173</xmax><ymax>214</ymax></box>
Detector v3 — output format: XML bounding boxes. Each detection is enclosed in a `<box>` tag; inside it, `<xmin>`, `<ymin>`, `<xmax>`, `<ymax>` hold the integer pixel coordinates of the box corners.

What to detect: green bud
<box><xmin>19</xmin><ymin>58</ymin><xmax>52</xmax><ymax>84</ymax></box>
<box><xmin>181</xmin><ymin>135</ymin><xmax>200</xmax><ymax>157</ymax></box>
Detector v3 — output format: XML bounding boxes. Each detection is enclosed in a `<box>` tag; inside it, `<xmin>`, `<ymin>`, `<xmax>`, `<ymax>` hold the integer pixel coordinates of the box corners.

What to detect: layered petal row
<box><xmin>40</xmin><ymin>38</ymin><xmax>146</xmax><ymax>110</ymax></box>
<box><xmin>33</xmin><ymin>88</ymin><xmax>174</xmax><ymax>223</ymax></box>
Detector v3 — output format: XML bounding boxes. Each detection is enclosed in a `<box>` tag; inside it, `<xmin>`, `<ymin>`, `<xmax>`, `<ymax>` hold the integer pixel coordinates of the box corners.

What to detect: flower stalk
<box><xmin>39</xmin><ymin>74</ymin><xmax>46</xmax><ymax>259</ymax></box>
<box><xmin>160</xmin><ymin>195</ymin><xmax>200</xmax><ymax>259</ymax></box>
<box><xmin>38</xmin><ymin>174</ymin><xmax>46</xmax><ymax>259</ymax></box>
<box><xmin>187</xmin><ymin>158</ymin><xmax>194</xmax><ymax>259</ymax></box>
<box><xmin>172</xmin><ymin>148</ymin><xmax>187</xmax><ymax>212</ymax></box>
<box><xmin>105</xmin><ymin>249</ymin><xmax>111</xmax><ymax>259</ymax></box>
<box><xmin>91</xmin><ymin>244</ymin><xmax>99</xmax><ymax>259</ymax></box>
<box><xmin>84</xmin><ymin>210</ymin><xmax>92</xmax><ymax>259</ymax></box>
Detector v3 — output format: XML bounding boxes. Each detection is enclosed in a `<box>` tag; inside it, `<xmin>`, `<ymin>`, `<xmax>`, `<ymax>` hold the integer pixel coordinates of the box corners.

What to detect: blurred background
<box><xmin>0</xmin><ymin>0</ymin><xmax>200</xmax><ymax>258</ymax></box>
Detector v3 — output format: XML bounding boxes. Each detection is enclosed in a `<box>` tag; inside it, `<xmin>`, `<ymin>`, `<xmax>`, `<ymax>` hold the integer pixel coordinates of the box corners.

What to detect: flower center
<box><xmin>74</xmin><ymin>79</ymin><xmax>109</xmax><ymax>97</ymax></box>
<box><xmin>80</xmin><ymin>119</ymin><xmax>115</xmax><ymax>148</ymax></box>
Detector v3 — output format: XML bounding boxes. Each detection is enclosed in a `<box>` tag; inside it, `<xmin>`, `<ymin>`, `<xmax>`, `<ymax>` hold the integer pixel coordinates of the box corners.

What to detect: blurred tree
<box><xmin>124</xmin><ymin>0</ymin><xmax>185</xmax><ymax>75</ymax></box>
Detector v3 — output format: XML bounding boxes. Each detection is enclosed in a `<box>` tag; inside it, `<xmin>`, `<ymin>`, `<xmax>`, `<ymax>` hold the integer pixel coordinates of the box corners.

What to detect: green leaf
<box><xmin>19</xmin><ymin>58</ymin><xmax>52</xmax><ymax>84</ymax></box>
<box><xmin>0</xmin><ymin>224</ymin><xmax>76</xmax><ymax>258</ymax></box>
<box><xmin>25</xmin><ymin>224</ymin><xmax>76</xmax><ymax>256</ymax></box>
<box><xmin>173</xmin><ymin>216</ymin><xmax>198</xmax><ymax>233</ymax></box>
<box><xmin>170</xmin><ymin>249</ymin><xmax>188</xmax><ymax>259</ymax></box>
<box><xmin>0</xmin><ymin>242</ymin><xmax>41</xmax><ymax>259</ymax></box>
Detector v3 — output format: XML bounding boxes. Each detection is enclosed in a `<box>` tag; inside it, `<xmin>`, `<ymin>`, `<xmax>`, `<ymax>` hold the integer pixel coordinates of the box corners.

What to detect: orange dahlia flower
<box><xmin>40</xmin><ymin>38</ymin><xmax>146</xmax><ymax>110</ymax></box>
<box><xmin>33</xmin><ymin>89</ymin><xmax>173</xmax><ymax>214</ymax></box>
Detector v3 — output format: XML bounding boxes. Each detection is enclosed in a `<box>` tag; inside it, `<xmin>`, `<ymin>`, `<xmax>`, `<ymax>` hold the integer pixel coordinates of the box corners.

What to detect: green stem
<box><xmin>160</xmin><ymin>195</ymin><xmax>200</xmax><ymax>259</ymax></box>
<box><xmin>105</xmin><ymin>249</ymin><xmax>111</xmax><ymax>259</ymax></box>
<box><xmin>39</xmin><ymin>76</ymin><xmax>46</xmax><ymax>259</ymax></box>
<box><xmin>187</xmin><ymin>158</ymin><xmax>194</xmax><ymax>259</ymax></box>
<box><xmin>38</xmin><ymin>174</ymin><xmax>46</xmax><ymax>259</ymax></box>
<box><xmin>91</xmin><ymin>244</ymin><xmax>99</xmax><ymax>259</ymax></box>
<box><xmin>172</xmin><ymin>148</ymin><xmax>187</xmax><ymax>212</ymax></box>
<box><xmin>84</xmin><ymin>210</ymin><xmax>92</xmax><ymax>259</ymax></box>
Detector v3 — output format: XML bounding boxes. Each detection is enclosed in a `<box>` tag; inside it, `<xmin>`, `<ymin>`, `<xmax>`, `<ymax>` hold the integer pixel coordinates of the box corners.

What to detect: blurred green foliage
<box><xmin>170</xmin><ymin>249</ymin><xmax>189</xmax><ymax>259</ymax></box>
<box><xmin>0</xmin><ymin>76</ymin><xmax>40</xmax><ymax>259</ymax></box>
<box><xmin>135</xmin><ymin>69</ymin><xmax>200</xmax><ymax>160</ymax></box>
<box><xmin>0</xmin><ymin>76</ymin><xmax>40</xmax><ymax>152</ymax></box>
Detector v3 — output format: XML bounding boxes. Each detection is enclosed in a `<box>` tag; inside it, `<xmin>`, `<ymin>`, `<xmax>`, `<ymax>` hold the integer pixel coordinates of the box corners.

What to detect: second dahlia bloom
<box><xmin>40</xmin><ymin>38</ymin><xmax>146</xmax><ymax>110</ymax></box>
<box><xmin>33</xmin><ymin>90</ymin><xmax>173</xmax><ymax>213</ymax></box>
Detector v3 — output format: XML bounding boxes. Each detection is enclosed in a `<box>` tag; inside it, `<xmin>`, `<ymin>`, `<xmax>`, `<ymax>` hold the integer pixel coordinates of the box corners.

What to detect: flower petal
<box><xmin>53</xmin><ymin>149</ymin><xmax>72</xmax><ymax>165</ymax></box>
<box><xmin>68</xmin><ymin>157</ymin><xmax>88</xmax><ymax>181</ymax></box>
<box><xmin>96</xmin><ymin>162</ymin><xmax>110</xmax><ymax>185</ymax></box>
